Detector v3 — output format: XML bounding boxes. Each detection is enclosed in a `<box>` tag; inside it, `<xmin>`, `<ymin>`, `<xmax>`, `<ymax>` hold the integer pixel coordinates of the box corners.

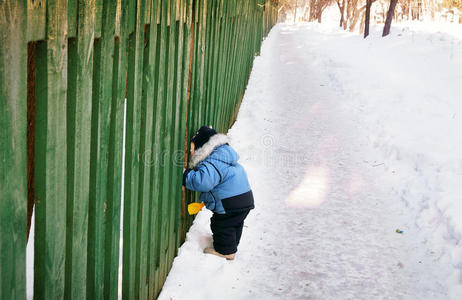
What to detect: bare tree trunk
<box><xmin>309</xmin><ymin>0</ymin><xmax>317</xmax><ymax>21</ymax></box>
<box><xmin>349</xmin><ymin>5</ymin><xmax>365</xmax><ymax>32</ymax></box>
<box><xmin>336</xmin><ymin>0</ymin><xmax>346</xmax><ymax>27</ymax></box>
<box><xmin>383</xmin><ymin>0</ymin><xmax>398</xmax><ymax>36</ymax></box>
<box><xmin>364</xmin><ymin>0</ymin><xmax>372</xmax><ymax>37</ymax></box>
<box><xmin>346</xmin><ymin>0</ymin><xmax>360</xmax><ymax>31</ymax></box>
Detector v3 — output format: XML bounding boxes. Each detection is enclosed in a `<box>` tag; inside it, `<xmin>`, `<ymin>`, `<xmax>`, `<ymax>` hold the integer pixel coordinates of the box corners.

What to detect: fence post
<box><xmin>0</xmin><ymin>1</ymin><xmax>27</xmax><ymax>299</ymax></box>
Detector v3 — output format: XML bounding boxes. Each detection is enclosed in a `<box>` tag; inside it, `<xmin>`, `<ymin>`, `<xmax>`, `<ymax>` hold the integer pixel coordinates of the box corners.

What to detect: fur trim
<box><xmin>189</xmin><ymin>133</ymin><xmax>230</xmax><ymax>168</ymax></box>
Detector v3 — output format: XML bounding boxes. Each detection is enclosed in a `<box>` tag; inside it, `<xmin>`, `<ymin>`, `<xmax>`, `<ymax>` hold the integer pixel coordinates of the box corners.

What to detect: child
<box><xmin>183</xmin><ymin>126</ymin><xmax>254</xmax><ymax>260</ymax></box>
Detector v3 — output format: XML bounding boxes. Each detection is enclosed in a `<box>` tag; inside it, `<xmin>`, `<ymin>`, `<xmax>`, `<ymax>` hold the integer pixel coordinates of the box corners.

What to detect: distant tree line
<box><xmin>278</xmin><ymin>0</ymin><xmax>462</xmax><ymax>37</ymax></box>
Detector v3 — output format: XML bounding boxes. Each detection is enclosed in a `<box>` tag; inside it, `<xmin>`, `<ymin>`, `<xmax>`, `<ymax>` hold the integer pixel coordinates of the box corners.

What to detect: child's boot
<box><xmin>203</xmin><ymin>247</ymin><xmax>235</xmax><ymax>260</ymax></box>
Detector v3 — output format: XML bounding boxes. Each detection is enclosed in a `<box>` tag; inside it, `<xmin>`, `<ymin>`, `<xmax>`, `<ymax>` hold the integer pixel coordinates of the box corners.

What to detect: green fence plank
<box><xmin>27</xmin><ymin>0</ymin><xmax>46</xmax><ymax>42</ymax></box>
<box><xmin>156</xmin><ymin>0</ymin><xmax>177</xmax><ymax>288</ymax></box>
<box><xmin>103</xmin><ymin>0</ymin><xmax>129</xmax><ymax>298</ymax></box>
<box><xmin>181</xmin><ymin>0</ymin><xmax>195</xmax><ymax>239</ymax></box>
<box><xmin>203</xmin><ymin>0</ymin><xmax>214</xmax><ymax>125</ymax></box>
<box><xmin>68</xmin><ymin>0</ymin><xmax>77</xmax><ymax>38</ymax></box>
<box><xmin>209</xmin><ymin>0</ymin><xmax>221</xmax><ymax>127</ymax></box>
<box><xmin>187</xmin><ymin>0</ymin><xmax>199</xmax><ymax>143</ymax></box>
<box><xmin>215</xmin><ymin>2</ymin><xmax>226</xmax><ymax>130</ymax></box>
<box><xmin>165</xmin><ymin>0</ymin><xmax>179</xmax><ymax>269</ymax></box>
<box><xmin>87</xmin><ymin>0</ymin><xmax>117</xmax><ymax>298</ymax></box>
<box><xmin>167</xmin><ymin>0</ymin><xmax>184</xmax><ymax>267</ymax></box>
<box><xmin>220</xmin><ymin>9</ymin><xmax>233</xmax><ymax>131</ymax></box>
<box><xmin>174</xmin><ymin>0</ymin><xmax>189</xmax><ymax>252</ymax></box>
<box><xmin>151</xmin><ymin>0</ymin><xmax>169</xmax><ymax>293</ymax></box>
<box><xmin>145</xmin><ymin>0</ymin><xmax>152</xmax><ymax>24</ymax></box>
<box><xmin>32</xmin><ymin>1</ymin><xmax>68</xmax><ymax>299</ymax></box>
<box><xmin>145</xmin><ymin>0</ymin><xmax>163</xmax><ymax>296</ymax></box>
<box><xmin>64</xmin><ymin>0</ymin><xmax>96</xmax><ymax>298</ymax></box>
<box><xmin>135</xmin><ymin>0</ymin><xmax>156</xmax><ymax>297</ymax></box>
<box><xmin>146</xmin><ymin>0</ymin><xmax>165</xmax><ymax>297</ymax></box>
<box><xmin>94</xmin><ymin>0</ymin><xmax>103</xmax><ymax>38</ymax></box>
<box><xmin>159</xmin><ymin>0</ymin><xmax>178</xmax><ymax>284</ymax></box>
<box><xmin>121</xmin><ymin>0</ymin><xmax>146</xmax><ymax>298</ymax></box>
<box><xmin>203</xmin><ymin>0</ymin><xmax>212</xmax><ymax>124</ymax></box>
<box><xmin>114</xmin><ymin>0</ymin><xmax>122</xmax><ymax>37</ymax></box>
<box><xmin>127</xmin><ymin>0</ymin><xmax>137</xmax><ymax>34</ymax></box>
<box><xmin>0</xmin><ymin>1</ymin><xmax>27</xmax><ymax>299</ymax></box>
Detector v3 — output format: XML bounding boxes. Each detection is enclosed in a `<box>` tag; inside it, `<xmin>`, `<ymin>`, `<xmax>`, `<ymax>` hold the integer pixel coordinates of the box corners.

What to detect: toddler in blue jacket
<box><xmin>183</xmin><ymin>126</ymin><xmax>254</xmax><ymax>260</ymax></box>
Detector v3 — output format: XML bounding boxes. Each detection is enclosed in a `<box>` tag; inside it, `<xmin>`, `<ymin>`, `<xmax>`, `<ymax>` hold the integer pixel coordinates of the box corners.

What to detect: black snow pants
<box><xmin>210</xmin><ymin>209</ymin><xmax>250</xmax><ymax>255</ymax></box>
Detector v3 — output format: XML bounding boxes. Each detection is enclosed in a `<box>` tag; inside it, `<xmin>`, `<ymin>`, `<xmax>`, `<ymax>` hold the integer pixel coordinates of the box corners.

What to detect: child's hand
<box><xmin>182</xmin><ymin>168</ymin><xmax>192</xmax><ymax>186</ymax></box>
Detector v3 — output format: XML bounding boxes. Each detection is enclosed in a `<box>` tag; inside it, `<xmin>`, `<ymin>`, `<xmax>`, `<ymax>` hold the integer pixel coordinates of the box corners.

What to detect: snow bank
<box><xmin>161</xmin><ymin>18</ymin><xmax>462</xmax><ymax>299</ymax></box>
<box><xmin>309</xmin><ymin>21</ymin><xmax>462</xmax><ymax>298</ymax></box>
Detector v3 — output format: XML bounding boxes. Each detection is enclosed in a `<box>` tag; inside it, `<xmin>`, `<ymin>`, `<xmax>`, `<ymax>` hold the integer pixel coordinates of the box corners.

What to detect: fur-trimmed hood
<box><xmin>189</xmin><ymin>133</ymin><xmax>233</xmax><ymax>168</ymax></box>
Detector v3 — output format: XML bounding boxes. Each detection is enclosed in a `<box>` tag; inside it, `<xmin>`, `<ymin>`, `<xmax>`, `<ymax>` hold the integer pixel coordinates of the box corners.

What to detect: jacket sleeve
<box><xmin>184</xmin><ymin>161</ymin><xmax>221</xmax><ymax>192</ymax></box>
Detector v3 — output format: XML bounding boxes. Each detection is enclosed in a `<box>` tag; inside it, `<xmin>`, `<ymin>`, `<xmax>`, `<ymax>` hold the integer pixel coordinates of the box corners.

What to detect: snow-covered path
<box><xmin>159</xmin><ymin>22</ymin><xmax>462</xmax><ymax>300</ymax></box>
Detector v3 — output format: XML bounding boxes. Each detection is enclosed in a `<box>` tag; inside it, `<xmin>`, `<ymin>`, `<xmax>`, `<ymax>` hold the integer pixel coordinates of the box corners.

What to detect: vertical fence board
<box><xmin>167</xmin><ymin>0</ymin><xmax>183</xmax><ymax>265</ymax></box>
<box><xmin>103</xmin><ymin>0</ymin><xmax>130</xmax><ymax>298</ymax></box>
<box><xmin>87</xmin><ymin>0</ymin><xmax>117</xmax><ymax>298</ymax></box>
<box><xmin>32</xmin><ymin>1</ymin><xmax>68</xmax><ymax>299</ymax></box>
<box><xmin>220</xmin><ymin>8</ymin><xmax>233</xmax><ymax>131</ymax></box>
<box><xmin>203</xmin><ymin>0</ymin><xmax>214</xmax><ymax>124</ymax></box>
<box><xmin>122</xmin><ymin>0</ymin><xmax>146</xmax><ymax>298</ymax></box>
<box><xmin>174</xmin><ymin>0</ymin><xmax>189</xmax><ymax>253</ymax></box>
<box><xmin>135</xmin><ymin>0</ymin><xmax>156</xmax><ymax>297</ymax></box>
<box><xmin>153</xmin><ymin>0</ymin><xmax>169</xmax><ymax>289</ymax></box>
<box><xmin>151</xmin><ymin>0</ymin><xmax>170</xmax><ymax>293</ymax></box>
<box><xmin>145</xmin><ymin>0</ymin><xmax>162</xmax><ymax>296</ymax></box>
<box><xmin>178</xmin><ymin>0</ymin><xmax>192</xmax><ymax>247</ymax></box>
<box><xmin>165</xmin><ymin>0</ymin><xmax>183</xmax><ymax>270</ymax></box>
<box><xmin>159</xmin><ymin>0</ymin><xmax>178</xmax><ymax>284</ymax></box>
<box><xmin>0</xmin><ymin>1</ymin><xmax>27</xmax><ymax>299</ymax></box>
<box><xmin>64</xmin><ymin>0</ymin><xmax>96</xmax><ymax>298</ymax></box>
<box><xmin>146</xmin><ymin>0</ymin><xmax>164</xmax><ymax>297</ymax></box>
<box><xmin>214</xmin><ymin>2</ymin><xmax>225</xmax><ymax>130</ymax></box>
<box><xmin>209</xmin><ymin>0</ymin><xmax>221</xmax><ymax>126</ymax></box>
<box><xmin>68</xmin><ymin>0</ymin><xmax>77</xmax><ymax>38</ymax></box>
<box><xmin>27</xmin><ymin>0</ymin><xmax>46</xmax><ymax>42</ymax></box>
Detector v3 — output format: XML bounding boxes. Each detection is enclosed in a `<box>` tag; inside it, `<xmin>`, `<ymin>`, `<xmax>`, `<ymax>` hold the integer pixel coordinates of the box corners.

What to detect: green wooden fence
<box><xmin>0</xmin><ymin>0</ymin><xmax>277</xmax><ymax>299</ymax></box>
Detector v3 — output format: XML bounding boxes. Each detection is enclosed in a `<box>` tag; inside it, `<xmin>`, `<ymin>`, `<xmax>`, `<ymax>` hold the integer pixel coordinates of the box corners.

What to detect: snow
<box><xmin>26</xmin><ymin>207</ymin><xmax>34</xmax><ymax>299</ymax></box>
<box><xmin>158</xmin><ymin>19</ymin><xmax>462</xmax><ymax>300</ymax></box>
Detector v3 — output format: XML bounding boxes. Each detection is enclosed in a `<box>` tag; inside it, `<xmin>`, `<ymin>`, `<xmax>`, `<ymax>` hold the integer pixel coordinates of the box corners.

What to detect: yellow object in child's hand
<box><xmin>188</xmin><ymin>202</ymin><xmax>205</xmax><ymax>215</ymax></box>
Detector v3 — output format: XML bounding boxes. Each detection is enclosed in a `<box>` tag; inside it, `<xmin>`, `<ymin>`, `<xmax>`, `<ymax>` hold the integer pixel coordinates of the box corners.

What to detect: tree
<box><xmin>383</xmin><ymin>0</ymin><xmax>398</xmax><ymax>36</ymax></box>
<box><xmin>364</xmin><ymin>0</ymin><xmax>373</xmax><ymax>37</ymax></box>
<box><xmin>335</xmin><ymin>0</ymin><xmax>347</xmax><ymax>27</ymax></box>
<box><xmin>309</xmin><ymin>0</ymin><xmax>333</xmax><ymax>22</ymax></box>
<box><xmin>345</xmin><ymin>0</ymin><xmax>364</xmax><ymax>31</ymax></box>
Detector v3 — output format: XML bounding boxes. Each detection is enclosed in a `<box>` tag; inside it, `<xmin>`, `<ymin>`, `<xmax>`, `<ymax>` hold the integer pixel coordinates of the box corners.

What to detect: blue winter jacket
<box><xmin>183</xmin><ymin>134</ymin><xmax>254</xmax><ymax>214</ymax></box>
